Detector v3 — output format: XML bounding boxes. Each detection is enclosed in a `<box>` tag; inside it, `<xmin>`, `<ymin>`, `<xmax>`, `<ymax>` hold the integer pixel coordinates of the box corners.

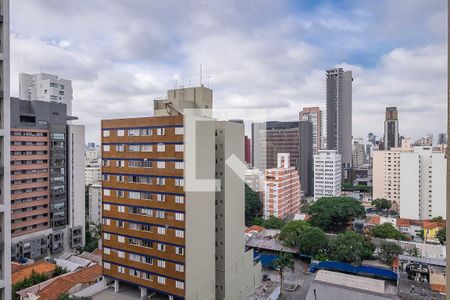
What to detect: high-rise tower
<box><xmin>383</xmin><ymin>107</ymin><xmax>400</xmax><ymax>150</ymax></box>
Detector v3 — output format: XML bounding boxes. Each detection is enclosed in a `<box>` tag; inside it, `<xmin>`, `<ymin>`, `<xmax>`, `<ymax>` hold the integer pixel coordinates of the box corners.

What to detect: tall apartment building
<box><xmin>85</xmin><ymin>163</ymin><xmax>101</xmax><ymax>185</ymax></box>
<box><xmin>299</xmin><ymin>107</ymin><xmax>322</xmax><ymax>154</ymax></box>
<box><xmin>399</xmin><ymin>147</ymin><xmax>446</xmax><ymax>220</ymax></box>
<box><xmin>373</xmin><ymin>139</ymin><xmax>413</xmax><ymax>211</ymax></box>
<box><xmin>244</xmin><ymin>135</ymin><xmax>251</xmax><ymax>164</ymax></box>
<box><xmin>299</xmin><ymin>121</ymin><xmax>313</xmax><ymax>196</ymax></box>
<box><xmin>101</xmin><ymin>86</ymin><xmax>260</xmax><ymax>300</ymax></box>
<box><xmin>89</xmin><ymin>184</ymin><xmax>102</xmax><ymax>225</ymax></box>
<box><xmin>326</xmin><ymin>68</ymin><xmax>352</xmax><ymax>169</ymax></box>
<box><xmin>383</xmin><ymin>107</ymin><xmax>400</xmax><ymax>150</ymax></box>
<box><xmin>263</xmin><ymin>153</ymin><xmax>301</xmax><ymax>219</ymax></box>
<box><xmin>86</xmin><ymin>146</ymin><xmax>101</xmax><ymax>164</ymax></box>
<box><xmin>10</xmin><ymin>98</ymin><xmax>85</xmax><ymax>262</ymax></box>
<box><xmin>313</xmin><ymin>150</ymin><xmax>342</xmax><ymax>200</ymax></box>
<box><xmin>19</xmin><ymin>73</ymin><xmax>73</xmax><ymax>117</ymax></box>
<box><xmin>0</xmin><ymin>0</ymin><xmax>11</xmax><ymax>298</ymax></box>
<box><xmin>245</xmin><ymin>168</ymin><xmax>263</xmax><ymax>192</ymax></box>
<box><xmin>352</xmin><ymin>138</ymin><xmax>366</xmax><ymax>168</ymax></box>
<box><xmin>437</xmin><ymin>133</ymin><xmax>447</xmax><ymax>145</ymax></box>
<box><xmin>251</xmin><ymin>121</ymin><xmax>299</xmax><ymax>171</ymax></box>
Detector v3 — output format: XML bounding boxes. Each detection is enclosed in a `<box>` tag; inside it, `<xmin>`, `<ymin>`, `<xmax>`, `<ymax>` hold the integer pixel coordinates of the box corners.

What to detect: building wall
<box><xmin>85</xmin><ymin>165</ymin><xmax>101</xmax><ymax>185</ymax></box>
<box><xmin>0</xmin><ymin>0</ymin><xmax>11</xmax><ymax>297</ymax></box>
<box><xmin>299</xmin><ymin>121</ymin><xmax>313</xmax><ymax>196</ymax></box>
<box><xmin>89</xmin><ymin>184</ymin><xmax>102</xmax><ymax>225</ymax></box>
<box><xmin>399</xmin><ymin>152</ymin><xmax>420</xmax><ymax>219</ymax></box>
<box><xmin>10</xmin><ymin>128</ymin><xmax>50</xmax><ymax>238</ymax></box>
<box><xmin>326</xmin><ymin>68</ymin><xmax>352</xmax><ymax>168</ymax></box>
<box><xmin>372</xmin><ymin>150</ymin><xmax>402</xmax><ymax>209</ymax></box>
<box><xmin>313</xmin><ymin>150</ymin><xmax>342</xmax><ymax>200</ymax></box>
<box><xmin>101</xmin><ymin>116</ymin><xmax>189</xmax><ymax>299</ymax></box>
<box><xmin>299</xmin><ymin>107</ymin><xmax>321</xmax><ymax>154</ymax></box>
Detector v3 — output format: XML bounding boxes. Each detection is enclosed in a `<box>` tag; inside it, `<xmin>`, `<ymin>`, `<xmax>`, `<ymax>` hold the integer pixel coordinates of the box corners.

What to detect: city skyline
<box><xmin>10</xmin><ymin>0</ymin><xmax>446</xmax><ymax>143</ymax></box>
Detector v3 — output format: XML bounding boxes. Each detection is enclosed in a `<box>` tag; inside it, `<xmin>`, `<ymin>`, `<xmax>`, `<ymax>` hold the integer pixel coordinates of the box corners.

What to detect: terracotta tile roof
<box><xmin>36</xmin><ymin>264</ymin><xmax>102</xmax><ymax>300</ymax></box>
<box><xmin>423</xmin><ymin>220</ymin><xmax>445</xmax><ymax>230</ymax></box>
<box><xmin>12</xmin><ymin>261</ymin><xmax>57</xmax><ymax>285</ymax></box>
<box><xmin>396</xmin><ymin>218</ymin><xmax>423</xmax><ymax>227</ymax></box>
<box><xmin>430</xmin><ymin>284</ymin><xmax>446</xmax><ymax>293</ymax></box>
<box><xmin>367</xmin><ymin>215</ymin><xmax>380</xmax><ymax>225</ymax></box>
<box><xmin>11</xmin><ymin>262</ymin><xmax>28</xmax><ymax>274</ymax></box>
<box><xmin>245</xmin><ymin>225</ymin><xmax>265</xmax><ymax>233</ymax></box>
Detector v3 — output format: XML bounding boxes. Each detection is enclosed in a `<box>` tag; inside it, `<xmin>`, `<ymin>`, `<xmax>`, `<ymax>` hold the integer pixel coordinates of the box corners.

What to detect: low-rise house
<box><xmin>423</xmin><ymin>220</ymin><xmax>445</xmax><ymax>242</ymax></box>
<box><xmin>12</xmin><ymin>261</ymin><xmax>57</xmax><ymax>285</ymax></box>
<box><xmin>396</xmin><ymin>218</ymin><xmax>423</xmax><ymax>239</ymax></box>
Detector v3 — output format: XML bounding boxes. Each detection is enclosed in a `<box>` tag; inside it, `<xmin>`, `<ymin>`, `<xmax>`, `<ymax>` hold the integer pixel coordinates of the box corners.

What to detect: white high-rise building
<box><xmin>88</xmin><ymin>184</ymin><xmax>102</xmax><ymax>225</ymax></box>
<box><xmin>313</xmin><ymin>150</ymin><xmax>342</xmax><ymax>200</ymax></box>
<box><xmin>400</xmin><ymin>147</ymin><xmax>447</xmax><ymax>220</ymax></box>
<box><xmin>19</xmin><ymin>72</ymin><xmax>73</xmax><ymax>116</ymax></box>
<box><xmin>0</xmin><ymin>0</ymin><xmax>11</xmax><ymax>298</ymax></box>
<box><xmin>373</xmin><ymin>139</ymin><xmax>413</xmax><ymax>211</ymax></box>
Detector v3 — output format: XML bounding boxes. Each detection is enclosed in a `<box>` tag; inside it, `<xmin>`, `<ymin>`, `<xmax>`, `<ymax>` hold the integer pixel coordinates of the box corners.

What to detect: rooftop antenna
<box><xmin>200</xmin><ymin>64</ymin><xmax>202</xmax><ymax>86</ymax></box>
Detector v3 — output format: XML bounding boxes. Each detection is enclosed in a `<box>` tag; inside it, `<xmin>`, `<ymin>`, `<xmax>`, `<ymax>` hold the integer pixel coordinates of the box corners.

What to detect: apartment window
<box><xmin>117</xmin><ymin>130</ymin><xmax>125</xmax><ymax>136</ymax></box>
<box><xmin>157</xmin><ymin>227</ymin><xmax>166</xmax><ymax>235</ymax></box>
<box><xmin>128</xmin><ymin>129</ymin><xmax>140</xmax><ymax>136</ymax></box>
<box><xmin>129</xmin><ymin>145</ymin><xmax>140</xmax><ymax>152</ymax></box>
<box><xmin>117</xmin><ymin>235</ymin><xmax>125</xmax><ymax>243</ymax></box>
<box><xmin>156</xmin><ymin>178</ymin><xmax>166</xmax><ymax>186</ymax></box>
<box><xmin>175</xmin><ymin>161</ymin><xmax>184</xmax><ymax>169</ymax></box>
<box><xmin>175</xmin><ymin>247</ymin><xmax>184</xmax><ymax>256</ymax></box>
<box><xmin>129</xmin><ymin>191</ymin><xmax>141</xmax><ymax>199</ymax></box>
<box><xmin>157</xmin><ymin>194</ymin><xmax>166</xmax><ymax>202</ymax></box>
<box><xmin>142</xmin><ymin>192</ymin><xmax>152</xmax><ymax>200</ymax></box>
<box><xmin>155</xmin><ymin>210</ymin><xmax>165</xmax><ymax>219</ymax></box>
<box><xmin>116</xmin><ymin>144</ymin><xmax>125</xmax><ymax>152</ymax></box>
<box><xmin>157</xmin><ymin>260</ymin><xmax>166</xmax><ymax>268</ymax></box>
<box><xmin>141</xmin><ymin>208</ymin><xmax>153</xmax><ymax>216</ymax></box>
<box><xmin>157</xmin><ymin>161</ymin><xmax>165</xmax><ymax>169</ymax></box>
<box><xmin>175</xmin><ymin>144</ymin><xmax>184</xmax><ymax>152</ymax></box>
<box><xmin>158</xmin><ymin>276</ymin><xmax>166</xmax><ymax>285</ymax></box>
<box><xmin>116</xmin><ymin>160</ymin><xmax>125</xmax><ymax>167</ymax></box>
<box><xmin>157</xmin><ymin>143</ymin><xmax>165</xmax><ymax>152</ymax></box>
<box><xmin>103</xmin><ymin>233</ymin><xmax>110</xmax><ymax>240</ymax></box>
<box><xmin>116</xmin><ymin>220</ymin><xmax>124</xmax><ymax>228</ymax></box>
<box><xmin>103</xmin><ymin>262</ymin><xmax>111</xmax><ymax>270</ymax></box>
<box><xmin>117</xmin><ymin>175</ymin><xmax>125</xmax><ymax>182</ymax></box>
<box><xmin>128</xmin><ymin>160</ymin><xmax>141</xmax><ymax>168</ymax></box>
<box><xmin>143</xmin><ymin>256</ymin><xmax>153</xmax><ymax>265</ymax></box>
<box><xmin>118</xmin><ymin>251</ymin><xmax>125</xmax><ymax>258</ymax></box>
<box><xmin>103</xmin><ymin>204</ymin><xmax>110</xmax><ymax>211</ymax></box>
<box><xmin>175</xmin><ymin>229</ymin><xmax>184</xmax><ymax>238</ymax></box>
<box><xmin>102</xmin><ymin>218</ymin><xmax>111</xmax><ymax>226</ymax></box>
<box><xmin>176</xmin><ymin>281</ymin><xmax>185</xmax><ymax>290</ymax></box>
<box><xmin>129</xmin><ymin>253</ymin><xmax>141</xmax><ymax>262</ymax></box>
<box><xmin>157</xmin><ymin>243</ymin><xmax>166</xmax><ymax>252</ymax></box>
<box><xmin>103</xmin><ymin>130</ymin><xmax>110</xmax><ymax>137</ymax></box>
<box><xmin>175</xmin><ymin>213</ymin><xmax>184</xmax><ymax>221</ymax></box>
<box><xmin>156</xmin><ymin>128</ymin><xmax>165</xmax><ymax>136</ymax></box>
<box><xmin>175</xmin><ymin>127</ymin><xmax>184</xmax><ymax>135</ymax></box>
<box><xmin>103</xmin><ymin>145</ymin><xmax>110</xmax><ymax>152</ymax></box>
<box><xmin>142</xmin><ymin>273</ymin><xmax>152</xmax><ymax>281</ymax></box>
<box><xmin>102</xmin><ymin>160</ymin><xmax>110</xmax><ymax>167</ymax></box>
<box><xmin>175</xmin><ymin>195</ymin><xmax>184</xmax><ymax>204</ymax></box>
<box><xmin>117</xmin><ymin>266</ymin><xmax>126</xmax><ymax>274</ymax></box>
<box><xmin>117</xmin><ymin>190</ymin><xmax>125</xmax><ymax>198</ymax></box>
<box><xmin>142</xmin><ymin>161</ymin><xmax>152</xmax><ymax>168</ymax></box>
<box><xmin>141</xmin><ymin>145</ymin><xmax>153</xmax><ymax>152</ymax></box>
<box><xmin>129</xmin><ymin>269</ymin><xmax>141</xmax><ymax>278</ymax></box>
<box><xmin>141</xmin><ymin>128</ymin><xmax>152</xmax><ymax>136</ymax></box>
<box><xmin>175</xmin><ymin>264</ymin><xmax>184</xmax><ymax>272</ymax></box>
<box><xmin>175</xmin><ymin>178</ymin><xmax>184</xmax><ymax>187</ymax></box>
<box><xmin>103</xmin><ymin>247</ymin><xmax>111</xmax><ymax>255</ymax></box>
<box><xmin>102</xmin><ymin>174</ymin><xmax>110</xmax><ymax>181</ymax></box>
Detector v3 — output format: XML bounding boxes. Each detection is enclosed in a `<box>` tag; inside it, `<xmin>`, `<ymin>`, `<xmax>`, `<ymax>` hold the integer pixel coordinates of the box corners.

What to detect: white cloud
<box><xmin>9</xmin><ymin>0</ymin><xmax>447</xmax><ymax>143</ymax></box>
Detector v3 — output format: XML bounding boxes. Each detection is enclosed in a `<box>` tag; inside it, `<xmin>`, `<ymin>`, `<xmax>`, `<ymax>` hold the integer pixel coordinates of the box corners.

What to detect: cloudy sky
<box><xmin>10</xmin><ymin>0</ymin><xmax>447</xmax><ymax>143</ymax></box>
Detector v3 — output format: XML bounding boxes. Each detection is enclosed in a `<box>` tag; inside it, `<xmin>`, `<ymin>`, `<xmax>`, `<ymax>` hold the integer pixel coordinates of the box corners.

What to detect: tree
<box><xmin>297</xmin><ymin>227</ymin><xmax>329</xmax><ymax>258</ymax></box>
<box><xmin>308</xmin><ymin>197</ymin><xmax>366</xmax><ymax>232</ymax></box>
<box><xmin>251</xmin><ymin>217</ymin><xmax>264</xmax><ymax>226</ymax></box>
<box><xmin>330</xmin><ymin>231</ymin><xmax>367</xmax><ymax>264</ymax></box>
<box><xmin>370</xmin><ymin>223</ymin><xmax>407</xmax><ymax>240</ymax></box>
<box><xmin>273</xmin><ymin>252</ymin><xmax>295</xmax><ymax>293</ymax></box>
<box><xmin>53</xmin><ymin>266</ymin><xmax>68</xmax><ymax>277</ymax></box>
<box><xmin>13</xmin><ymin>271</ymin><xmax>49</xmax><ymax>300</ymax></box>
<box><xmin>378</xmin><ymin>241</ymin><xmax>403</xmax><ymax>264</ymax></box>
<box><xmin>436</xmin><ymin>227</ymin><xmax>446</xmax><ymax>244</ymax></box>
<box><xmin>406</xmin><ymin>247</ymin><xmax>421</xmax><ymax>257</ymax></box>
<box><xmin>431</xmin><ymin>216</ymin><xmax>444</xmax><ymax>222</ymax></box>
<box><xmin>263</xmin><ymin>216</ymin><xmax>284</xmax><ymax>229</ymax></box>
<box><xmin>279</xmin><ymin>220</ymin><xmax>310</xmax><ymax>247</ymax></box>
<box><xmin>245</xmin><ymin>184</ymin><xmax>262</xmax><ymax>225</ymax></box>
<box><xmin>84</xmin><ymin>221</ymin><xmax>99</xmax><ymax>252</ymax></box>
<box><xmin>371</xmin><ymin>199</ymin><xmax>391</xmax><ymax>211</ymax></box>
